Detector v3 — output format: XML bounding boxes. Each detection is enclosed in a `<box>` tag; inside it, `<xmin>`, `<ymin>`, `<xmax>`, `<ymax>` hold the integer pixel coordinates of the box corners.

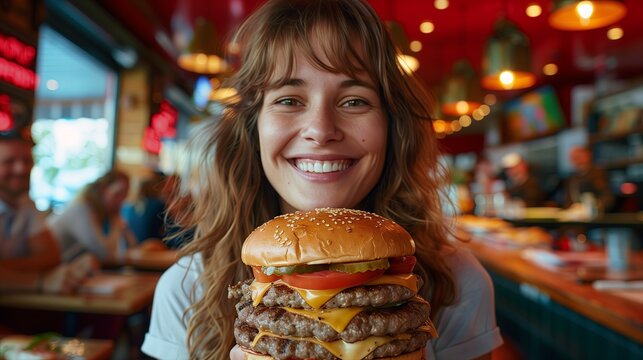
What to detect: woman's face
<box><xmin>258</xmin><ymin>51</ymin><xmax>387</xmax><ymax>213</ymax></box>
<box><xmin>103</xmin><ymin>178</ymin><xmax>129</xmax><ymax>215</ymax></box>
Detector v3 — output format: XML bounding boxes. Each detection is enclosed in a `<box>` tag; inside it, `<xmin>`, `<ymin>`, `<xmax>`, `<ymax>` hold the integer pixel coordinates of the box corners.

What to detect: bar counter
<box><xmin>457</xmin><ymin>220</ymin><xmax>643</xmax><ymax>359</ymax></box>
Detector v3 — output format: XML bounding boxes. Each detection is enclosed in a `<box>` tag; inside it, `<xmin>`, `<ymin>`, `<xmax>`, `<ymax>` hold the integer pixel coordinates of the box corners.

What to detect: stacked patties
<box><xmin>229</xmin><ymin>208</ymin><xmax>436</xmax><ymax>360</ymax></box>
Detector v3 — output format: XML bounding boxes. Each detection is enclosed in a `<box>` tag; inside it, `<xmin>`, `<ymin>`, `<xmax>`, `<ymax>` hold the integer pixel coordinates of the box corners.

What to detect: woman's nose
<box><xmin>300</xmin><ymin>104</ymin><xmax>343</xmax><ymax>145</ymax></box>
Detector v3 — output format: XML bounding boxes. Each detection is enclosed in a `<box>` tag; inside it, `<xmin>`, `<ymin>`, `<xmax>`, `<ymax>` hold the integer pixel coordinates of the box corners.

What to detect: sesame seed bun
<box><xmin>241</xmin><ymin>208</ymin><xmax>415</xmax><ymax>267</ymax></box>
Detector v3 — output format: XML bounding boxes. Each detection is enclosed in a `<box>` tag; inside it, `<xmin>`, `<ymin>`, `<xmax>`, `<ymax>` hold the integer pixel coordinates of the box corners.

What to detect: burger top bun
<box><xmin>242</xmin><ymin>208</ymin><xmax>415</xmax><ymax>267</ymax></box>
<box><xmin>241</xmin><ymin>348</ymin><xmax>425</xmax><ymax>360</ymax></box>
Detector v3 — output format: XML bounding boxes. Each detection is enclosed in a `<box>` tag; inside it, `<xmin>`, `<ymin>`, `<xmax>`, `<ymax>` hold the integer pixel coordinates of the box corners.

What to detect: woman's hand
<box><xmin>230</xmin><ymin>345</ymin><xmax>244</xmax><ymax>360</ymax></box>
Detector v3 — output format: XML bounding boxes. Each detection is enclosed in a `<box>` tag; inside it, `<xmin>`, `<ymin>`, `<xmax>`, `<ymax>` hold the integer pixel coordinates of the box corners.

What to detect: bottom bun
<box><xmin>242</xmin><ymin>348</ymin><xmax>425</xmax><ymax>360</ymax></box>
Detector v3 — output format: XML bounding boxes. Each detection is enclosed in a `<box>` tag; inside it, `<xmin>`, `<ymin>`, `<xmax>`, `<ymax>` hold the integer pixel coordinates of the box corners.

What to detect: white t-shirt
<box><xmin>142</xmin><ymin>248</ymin><xmax>502</xmax><ymax>360</ymax></box>
<box><xmin>0</xmin><ymin>196</ymin><xmax>46</xmax><ymax>259</ymax></box>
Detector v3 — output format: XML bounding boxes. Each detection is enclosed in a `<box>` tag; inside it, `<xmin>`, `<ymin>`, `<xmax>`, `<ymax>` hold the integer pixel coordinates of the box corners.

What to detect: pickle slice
<box><xmin>329</xmin><ymin>259</ymin><xmax>390</xmax><ymax>273</ymax></box>
<box><xmin>262</xmin><ymin>264</ymin><xmax>327</xmax><ymax>275</ymax></box>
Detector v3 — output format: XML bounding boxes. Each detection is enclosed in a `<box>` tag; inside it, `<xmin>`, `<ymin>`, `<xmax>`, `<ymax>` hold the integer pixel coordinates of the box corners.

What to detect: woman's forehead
<box><xmin>265</xmin><ymin>39</ymin><xmax>373</xmax><ymax>86</ymax></box>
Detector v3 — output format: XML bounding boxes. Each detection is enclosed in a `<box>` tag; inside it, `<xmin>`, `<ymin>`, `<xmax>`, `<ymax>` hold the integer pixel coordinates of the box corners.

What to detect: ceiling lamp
<box><xmin>481</xmin><ymin>18</ymin><xmax>536</xmax><ymax>91</ymax></box>
<box><xmin>210</xmin><ymin>78</ymin><xmax>239</xmax><ymax>104</ymax></box>
<box><xmin>549</xmin><ymin>0</ymin><xmax>626</xmax><ymax>31</ymax></box>
<box><xmin>441</xmin><ymin>59</ymin><xmax>483</xmax><ymax>116</ymax></box>
<box><xmin>386</xmin><ymin>21</ymin><xmax>419</xmax><ymax>74</ymax></box>
<box><xmin>177</xmin><ymin>17</ymin><xmax>229</xmax><ymax>74</ymax></box>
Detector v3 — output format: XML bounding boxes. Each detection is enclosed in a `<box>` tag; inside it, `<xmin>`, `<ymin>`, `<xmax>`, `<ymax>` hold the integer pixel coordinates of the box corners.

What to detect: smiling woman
<box><xmin>141</xmin><ymin>1</ymin><xmax>502</xmax><ymax>359</ymax></box>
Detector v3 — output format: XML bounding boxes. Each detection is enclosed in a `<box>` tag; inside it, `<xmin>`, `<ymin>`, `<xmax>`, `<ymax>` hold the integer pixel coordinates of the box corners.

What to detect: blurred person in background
<box><xmin>564</xmin><ymin>146</ymin><xmax>614</xmax><ymax>212</ymax></box>
<box><xmin>1</xmin><ymin>128</ymin><xmax>97</xmax><ymax>293</ymax></box>
<box><xmin>121</xmin><ymin>173</ymin><xmax>167</xmax><ymax>244</ymax></box>
<box><xmin>501</xmin><ymin>153</ymin><xmax>545</xmax><ymax>208</ymax></box>
<box><xmin>48</xmin><ymin>169</ymin><xmax>137</xmax><ymax>265</ymax></box>
<box><xmin>469</xmin><ymin>155</ymin><xmax>504</xmax><ymax>216</ymax></box>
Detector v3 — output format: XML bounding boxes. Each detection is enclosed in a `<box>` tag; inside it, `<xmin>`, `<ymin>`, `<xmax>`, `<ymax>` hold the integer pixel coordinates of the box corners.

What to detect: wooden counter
<box><xmin>463</xmin><ymin>239</ymin><xmax>643</xmax><ymax>344</ymax></box>
<box><xmin>505</xmin><ymin>212</ymin><xmax>643</xmax><ymax>229</ymax></box>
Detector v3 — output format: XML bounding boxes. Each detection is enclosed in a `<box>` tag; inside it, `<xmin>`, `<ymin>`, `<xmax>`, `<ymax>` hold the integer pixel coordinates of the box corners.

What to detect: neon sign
<box><xmin>0</xmin><ymin>33</ymin><xmax>37</xmax><ymax>90</ymax></box>
<box><xmin>143</xmin><ymin>100</ymin><xmax>178</xmax><ymax>154</ymax></box>
<box><xmin>0</xmin><ymin>94</ymin><xmax>14</xmax><ymax>131</ymax></box>
<box><xmin>0</xmin><ymin>33</ymin><xmax>36</xmax><ymax>66</ymax></box>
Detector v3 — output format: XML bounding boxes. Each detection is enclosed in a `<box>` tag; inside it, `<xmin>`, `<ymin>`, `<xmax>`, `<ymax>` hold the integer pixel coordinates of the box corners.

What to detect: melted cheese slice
<box><xmin>251</xmin><ymin>330</ymin><xmax>412</xmax><ymax>360</ymax></box>
<box><xmin>249</xmin><ymin>274</ymin><xmax>418</xmax><ymax>309</ymax></box>
<box><xmin>283</xmin><ymin>306</ymin><xmax>365</xmax><ymax>333</ymax></box>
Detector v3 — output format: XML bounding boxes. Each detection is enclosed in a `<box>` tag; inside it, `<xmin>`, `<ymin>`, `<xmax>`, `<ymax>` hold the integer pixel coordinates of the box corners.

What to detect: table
<box><xmin>0</xmin><ymin>271</ymin><xmax>160</xmax><ymax>340</ymax></box>
<box><xmin>0</xmin><ymin>335</ymin><xmax>114</xmax><ymax>360</ymax></box>
<box><xmin>0</xmin><ymin>272</ymin><xmax>160</xmax><ymax>315</ymax></box>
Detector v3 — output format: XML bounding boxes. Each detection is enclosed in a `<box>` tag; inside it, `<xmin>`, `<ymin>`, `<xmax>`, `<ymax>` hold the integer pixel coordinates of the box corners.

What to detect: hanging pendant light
<box><xmin>549</xmin><ymin>0</ymin><xmax>626</xmax><ymax>31</ymax></box>
<box><xmin>481</xmin><ymin>18</ymin><xmax>536</xmax><ymax>91</ymax></box>
<box><xmin>386</xmin><ymin>21</ymin><xmax>419</xmax><ymax>74</ymax></box>
<box><xmin>177</xmin><ymin>17</ymin><xmax>229</xmax><ymax>74</ymax></box>
<box><xmin>441</xmin><ymin>59</ymin><xmax>483</xmax><ymax>116</ymax></box>
<box><xmin>209</xmin><ymin>77</ymin><xmax>239</xmax><ymax>104</ymax></box>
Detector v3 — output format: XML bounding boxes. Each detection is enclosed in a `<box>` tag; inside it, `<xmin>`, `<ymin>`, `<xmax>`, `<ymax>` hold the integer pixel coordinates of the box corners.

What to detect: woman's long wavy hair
<box><xmin>170</xmin><ymin>0</ymin><xmax>456</xmax><ymax>358</ymax></box>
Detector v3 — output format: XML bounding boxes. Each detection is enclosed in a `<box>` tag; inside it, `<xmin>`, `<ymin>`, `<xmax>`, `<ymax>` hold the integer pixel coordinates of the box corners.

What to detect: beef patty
<box><xmin>228</xmin><ymin>277</ymin><xmax>423</xmax><ymax>309</ymax></box>
<box><xmin>235</xmin><ymin>297</ymin><xmax>431</xmax><ymax>342</ymax></box>
<box><xmin>234</xmin><ymin>320</ymin><xmax>432</xmax><ymax>360</ymax></box>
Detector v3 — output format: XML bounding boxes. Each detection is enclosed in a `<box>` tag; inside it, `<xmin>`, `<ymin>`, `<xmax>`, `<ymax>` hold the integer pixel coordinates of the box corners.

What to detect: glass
<box><xmin>606</xmin><ymin>228</ymin><xmax>632</xmax><ymax>272</ymax></box>
<box><xmin>30</xmin><ymin>26</ymin><xmax>117</xmax><ymax>213</ymax></box>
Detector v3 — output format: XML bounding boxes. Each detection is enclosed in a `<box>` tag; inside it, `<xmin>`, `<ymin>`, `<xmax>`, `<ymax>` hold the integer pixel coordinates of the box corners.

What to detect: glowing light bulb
<box><xmin>451</xmin><ymin>120</ymin><xmax>462</xmax><ymax>132</ymax></box>
<box><xmin>526</xmin><ymin>4</ymin><xmax>542</xmax><ymax>18</ymax></box>
<box><xmin>499</xmin><ymin>71</ymin><xmax>515</xmax><ymax>87</ymax></box>
<box><xmin>607</xmin><ymin>27</ymin><xmax>623</xmax><ymax>40</ymax></box>
<box><xmin>434</xmin><ymin>0</ymin><xmax>449</xmax><ymax>10</ymax></box>
<box><xmin>420</xmin><ymin>21</ymin><xmax>435</xmax><ymax>34</ymax></box>
<box><xmin>433</xmin><ymin>119</ymin><xmax>447</xmax><ymax>133</ymax></box>
<box><xmin>455</xmin><ymin>101</ymin><xmax>469</xmax><ymax>115</ymax></box>
<box><xmin>543</xmin><ymin>63</ymin><xmax>558</xmax><ymax>76</ymax></box>
<box><xmin>410</xmin><ymin>40</ymin><xmax>422</xmax><ymax>52</ymax></box>
<box><xmin>473</xmin><ymin>109</ymin><xmax>484</xmax><ymax>121</ymax></box>
<box><xmin>576</xmin><ymin>1</ymin><xmax>594</xmax><ymax>20</ymax></box>
<box><xmin>459</xmin><ymin>115</ymin><xmax>472</xmax><ymax>127</ymax></box>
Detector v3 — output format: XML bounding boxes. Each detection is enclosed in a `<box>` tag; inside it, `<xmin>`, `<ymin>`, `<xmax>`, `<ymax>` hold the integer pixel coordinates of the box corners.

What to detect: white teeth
<box><xmin>296</xmin><ymin>160</ymin><xmax>350</xmax><ymax>173</ymax></box>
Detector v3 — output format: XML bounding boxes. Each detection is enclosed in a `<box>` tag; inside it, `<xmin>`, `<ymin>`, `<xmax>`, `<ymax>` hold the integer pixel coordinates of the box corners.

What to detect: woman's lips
<box><xmin>293</xmin><ymin>159</ymin><xmax>352</xmax><ymax>174</ymax></box>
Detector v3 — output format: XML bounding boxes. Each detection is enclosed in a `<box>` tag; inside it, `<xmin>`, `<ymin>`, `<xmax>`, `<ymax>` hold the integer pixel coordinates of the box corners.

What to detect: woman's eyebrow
<box><xmin>266</xmin><ymin>78</ymin><xmax>375</xmax><ymax>91</ymax></box>
<box><xmin>340</xmin><ymin>79</ymin><xmax>376</xmax><ymax>92</ymax></box>
<box><xmin>267</xmin><ymin>78</ymin><xmax>305</xmax><ymax>90</ymax></box>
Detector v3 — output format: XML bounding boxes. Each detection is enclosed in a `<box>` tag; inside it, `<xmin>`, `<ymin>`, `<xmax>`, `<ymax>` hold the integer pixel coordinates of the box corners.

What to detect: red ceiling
<box><xmin>97</xmin><ymin>0</ymin><xmax>643</xmax><ymax>97</ymax></box>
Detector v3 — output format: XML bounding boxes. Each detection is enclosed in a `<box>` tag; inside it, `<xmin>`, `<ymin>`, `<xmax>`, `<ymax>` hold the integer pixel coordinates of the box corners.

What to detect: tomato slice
<box><xmin>281</xmin><ymin>269</ymin><xmax>385</xmax><ymax>290</ymax></box>
<box><xmin>386</xmin><ymin>256</ymin><xmax>416</xmax><ymax>274</ymax></box>
<box><xmin>252</xmin><ymin>266</ymin><xmax>280</xmax><ymax>283</ymax></box>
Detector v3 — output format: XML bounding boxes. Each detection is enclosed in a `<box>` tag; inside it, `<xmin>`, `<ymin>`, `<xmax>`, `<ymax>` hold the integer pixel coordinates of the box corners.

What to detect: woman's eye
<box><xmin>342</xmin><ymin>98</ymin><xmax>369</xmax><ymax>107</ymax></box>
<box><xmin>276</xmin><ymin>98</ymin><xmax>300</xmax><ymax>106</ymax></box>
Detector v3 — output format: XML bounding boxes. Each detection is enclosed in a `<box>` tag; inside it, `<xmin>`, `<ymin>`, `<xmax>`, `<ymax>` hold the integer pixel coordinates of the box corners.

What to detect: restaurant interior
<box><xmin>1</xmin><ymin>0</ymin><xmax>642</xmax><ymax>359</ymax></box>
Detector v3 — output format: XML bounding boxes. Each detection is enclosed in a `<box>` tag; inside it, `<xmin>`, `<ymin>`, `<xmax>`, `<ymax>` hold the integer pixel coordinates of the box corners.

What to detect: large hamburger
<box><xmin>229</xmin><ymin>208</ymin><xmax>437</xmax><ymax>360</ymax></box>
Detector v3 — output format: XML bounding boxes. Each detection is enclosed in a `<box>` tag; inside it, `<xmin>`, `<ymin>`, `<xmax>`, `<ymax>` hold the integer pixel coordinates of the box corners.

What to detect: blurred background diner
<box><xmin>1</xmin><ymin>0</ymin><xmax>642</xmax><ymax>359</ymax></box>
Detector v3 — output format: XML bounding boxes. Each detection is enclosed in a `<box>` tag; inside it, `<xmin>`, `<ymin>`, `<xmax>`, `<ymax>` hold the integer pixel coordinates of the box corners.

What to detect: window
<box><xmin>30</xmin><ymin>26</ymin><xmax>117</xmax><ymax>212</ymax></box>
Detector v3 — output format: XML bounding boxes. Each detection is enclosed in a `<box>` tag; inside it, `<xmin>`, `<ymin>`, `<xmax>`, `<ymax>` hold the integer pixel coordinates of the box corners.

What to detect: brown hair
<box><xmin>78</xmin><ymin>170</ymin><xmax>129</xmax><ymax>224</ymax></box>
<box><xmin>170</xmin><ymin>0</ymin><xmax>455</xmax><ymax>358</ymax></box>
